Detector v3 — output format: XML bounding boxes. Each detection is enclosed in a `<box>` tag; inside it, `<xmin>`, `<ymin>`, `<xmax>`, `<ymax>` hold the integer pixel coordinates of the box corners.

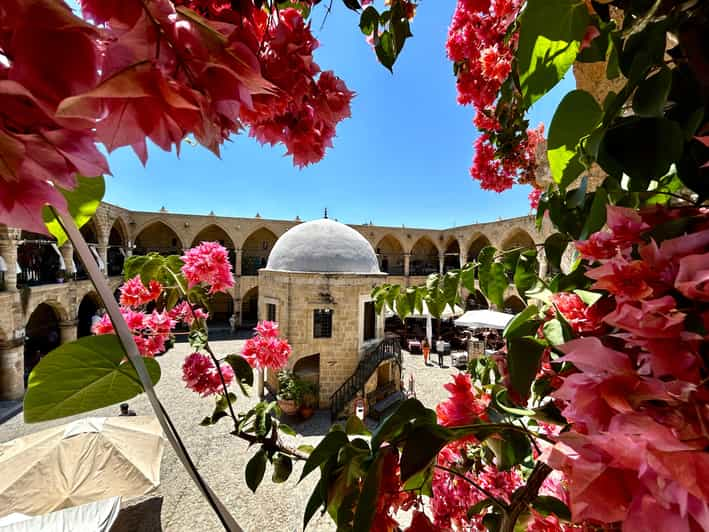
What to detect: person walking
<box><xmin>436</xmin><ymin>337</ymin><xmax>445</xmax><ymax>367</ymax></box>
<box><xmin>421</xmin><ymin>338</ymin><xmax>430</xmax><ymax>366</ymax></box>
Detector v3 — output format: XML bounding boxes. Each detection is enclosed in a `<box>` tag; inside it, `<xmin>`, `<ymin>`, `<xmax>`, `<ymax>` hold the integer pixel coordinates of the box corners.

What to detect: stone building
<box><xmin>0</xmin><ymin>202</ymin><xmax>554</xmax><ymax>402</ymax></box>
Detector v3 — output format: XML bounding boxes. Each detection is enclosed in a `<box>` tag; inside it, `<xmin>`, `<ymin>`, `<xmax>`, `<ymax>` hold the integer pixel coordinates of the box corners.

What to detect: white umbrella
<box><xmin>0</xmin><ymin>417</ymin><xmax>165</xmax><ymax>517</ymax></box>
<box><xmin>454</xmin><ymin>309</ymin><xmax>515</xmax><ymax>330</ymax></box>
<box><xmin>0</xmin><ymin>497</ymin><xmax>121</xmax><ymax>532</ymax></box>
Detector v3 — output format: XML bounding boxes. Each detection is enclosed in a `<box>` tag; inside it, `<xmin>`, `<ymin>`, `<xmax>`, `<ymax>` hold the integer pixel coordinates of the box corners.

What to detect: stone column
<box><xmin>60</xmin><ymin>242</ymin><xmax>75</xmax><ymax>276</ymax></box>
<box><xmin>459</xmin><ymin>252</ymin><xmax>466</xmax><ymax>268</ymax></box>
<box><xmin>0</xmin><ymin>339</ymin><xmax>24</xmax><ymax>400</ymax></box>
<box><xmin>97</xmin><ymin>238</ymin><xmax>109</xmax><ymax>276</ymax></box>
<box><xmin>0</xmin><ymin>237</ymin><xmax>18</xmax><ymax>292</ymax></box>
<box><xmin>235</xmin><ymin>249</ymin><xmax>243</xmax><ymax>277</ymax></box>
<box><xmin>438</xmin><ymin>253</ymin><xmax>445</xmax><ymax>274</ymax></box>
<box><xmin>59</xmin><ymin>320</ymin><xmax>78</xmax><ymax>344</ymax></box>
<box><xmin>403</xmin><ymin>253</ymin><xmax>410</xmax><ymax>277</ymax></box>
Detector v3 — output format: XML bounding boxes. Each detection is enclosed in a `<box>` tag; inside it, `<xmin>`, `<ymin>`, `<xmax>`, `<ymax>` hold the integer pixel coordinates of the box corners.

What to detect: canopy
<box><xmin>454</xmin><ymin>309</ymin><xmax>515</xmax><ymax>330</ymax></box>
<box><xmin>0</xmin><ymin>497</ymin><xmax>121</xmax><ymax>532</ymax></box>
<box><xmin>0</xmin><ymin>417</ymin><xmax>165</xmax><ymax>517</ymax></box>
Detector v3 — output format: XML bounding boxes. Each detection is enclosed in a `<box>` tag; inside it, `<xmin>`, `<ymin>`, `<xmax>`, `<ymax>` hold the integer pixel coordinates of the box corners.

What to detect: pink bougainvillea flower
<box><xmin>167</xmin><ymin>301</ymin><xmax>209</xmax><ymax>325</ymax></box>
<box><xmin>241</xmin><ymin>321</ymin><xmax>291</xmax><ymax>370</ymax></box>
<box><xmin>91</xmin><ymin>313</ymin><xmax>114</xmax><ymax>335</ymax></box>
<box><xmin>606</xmin><ymin>205</ymin><xmax>650</xmax><ymax>245</ymax></box>
<box><xmin>119</xmin><ymin>275</ymin><xmax>163</xmax><ymax>307</ymax></box>
<box><xmin>604</xmin><ymin>297</ymin><xmax>685</xmax><ymax>339</ymax></box>
<box><xmin>579</xmin><ymin>24</ymin><xmax>601</xmax><ymax>51</ymax></box>
<box><xmin>586</xmin><ymin>258</ymin><xmax>655</xmax><ymax>300</ymax></box>
<box><xmin>575</xmin><ymin>231</ymin><xmax>618</xmax><ymax>261</ymax></box>
<box><xmin>528</xmin><ymin>187</ymin><xmax>542</xmax><ymax>210</ymax></box>
<box><xmin>182</xmin><ymin>352</ymin><xmax>234</xmax><ymax>397</ymax></box>
<box><xmin>436</xmin><ymin>373</ymin><xmax>489</xmax><ymax>427</ymax></box>
<box><xmin>674</xmin><ymin>252</ymin><xmax>709</xmax><ymax>301</ymax></box>
<box><xmin>181</xmin><ymin>241</ymin><xmax>235</xmax><ymax>294</ymax></box>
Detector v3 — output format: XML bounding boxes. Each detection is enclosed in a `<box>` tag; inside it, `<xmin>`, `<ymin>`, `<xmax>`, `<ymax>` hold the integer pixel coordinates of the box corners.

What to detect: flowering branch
<box><xmin>434</xmin><ymin>465</ymin><xmax>508</xmax><ymax>511</ymax></box>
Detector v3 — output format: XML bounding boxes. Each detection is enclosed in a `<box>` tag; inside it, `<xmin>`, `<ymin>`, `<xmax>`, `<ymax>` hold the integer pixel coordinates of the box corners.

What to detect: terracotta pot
<box><xmin>299</xmin><ymin>406</ymin><xmax>314</xmax><ymax>420</ymax></box>
<box><xmin>277</xmin><ymin>398</ymin><xmax>298</xmax><ymax>416</ymax></box>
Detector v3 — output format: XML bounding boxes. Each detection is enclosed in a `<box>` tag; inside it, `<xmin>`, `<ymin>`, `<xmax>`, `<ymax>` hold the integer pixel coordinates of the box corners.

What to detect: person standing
<box><xmin>436</xmin><ymin>337</ymin><xmax>445</xmax><ymax>367</ymax></box>
<box><xmin>421</xmin><ymin>337</ymin><xmax>430</xmax><ymax>366</ymax></box>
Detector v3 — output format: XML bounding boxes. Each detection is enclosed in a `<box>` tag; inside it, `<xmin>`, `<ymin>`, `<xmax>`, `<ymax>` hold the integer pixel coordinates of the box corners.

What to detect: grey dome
<box><xmin>265</xmin><ymin>219</ymin><xmax>381</xmax><ymax>274</ymax></box>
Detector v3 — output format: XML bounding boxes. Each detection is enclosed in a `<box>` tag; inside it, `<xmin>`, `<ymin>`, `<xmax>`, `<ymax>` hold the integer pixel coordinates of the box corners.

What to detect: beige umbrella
<box><xmin>0</xmin><ymin>416</ymin><xmax>165</xmax><ymax>517</ymax></box>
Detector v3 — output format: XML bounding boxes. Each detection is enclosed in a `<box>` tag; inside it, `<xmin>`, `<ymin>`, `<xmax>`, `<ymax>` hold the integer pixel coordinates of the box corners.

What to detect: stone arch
<box><xmin>503</xmin><ymin>295</ymin><xmax>526</xmax><ymax>313</ymax></box>
<box><xmin>241</xmin><ymin>227</ymin><xmax>277</xmax><ymax>275</ymax></box>
<box><xmin>134</xmin><ymin>220</ymin><xmax>185</xmax><ymax>255</ymax></box>
<box><xmin>376</xmin><ymin>235</ymin><xmax>405</xmax><ymax>275</ymax></box>
<box><xmin>17</xmin><ymin>230</ymin><xmax>61</xmax><ymax>286</ymax></box>
<box><xmin>241</xmin><ymin>286</ymin><xmax>259</xmax><ymax>324</ymax></box>
<box><xmin>77</xmin><ymin>291</ymin><xmax>101</xmax><ymax>338</ymax></box>
<box><xmin>24</xmin><ymin>302</ymin><xmax>63</xmax><ymax>376</ymax></box>
<box><xmin>409</xmin><ymin>236</ymin><xmax>438</xmax><ymax>276</ymax></box>
<box><xmin>191</xmin><ymin>224</ymin><xmax>235</xmax><ymax>248</ymax></box>
<box><xmin>466</xmin><ymin>290</ymin><xmax>489</xmax><ymax>310</ymax></box>
<box><xmin>466</xmin><ymin>233</ymin><xmax>491</xmax><ymax>264</ymax></box>
<box><xmin>293</xmin><ymin>353</ymin><xmax>319</xmax><ymax>389</ymax></box>
<box><xmin>443</xmin><ymin>237</ymin><xmax>461</xmax><ymax>272</ymax></box>
<box><xmin>500</xmin><ymin>228</ymin><xmax>535</xmax><ymax>252</ymax></box>
<box><xmin>209</xmin><ymin>291</ymin><xmax>234</xmax><ymax>323</ymax></box>
<box><xmin>107</xmin><ymin>219</ymin><xmax>127</xmax><ymax>277</ymax></box>
<box><xmin>80</xmin><ymin>219</ymin><xmax>100</xmax><ymax>244</ymax></box>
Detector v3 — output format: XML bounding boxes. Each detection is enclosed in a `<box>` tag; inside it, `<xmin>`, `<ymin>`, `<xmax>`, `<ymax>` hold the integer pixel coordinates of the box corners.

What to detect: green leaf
<box><xmin>298</xmin><ymin>444</ymin><xmax>314</xmax><ymax>455</ymax></box>
<box><xmin>375</xmin><ymin>31</ymin><xmax>395</xmax><ymax>72</ymax></box>
<box><xmin>399</xmin><ymin>425</ymin><xmax>450</xmax><ymax>482</ymax></box>
<box><xmin>573</xmin><ymin>289</ymin><xmax>601</xmax><ymax>306</ymax></box>
<box><xmin>532</xmin><ymin>496</ymin><xmax>572</xmax><ymax>520</ymax></box>
<box><xmin>342</xmin><ymin>0</ymin><xmax>360</xmax><ymax>11</ymax></box>
<box><xmin>506</xmin><ymin>337</ymin><xmax>546</xmax><ymax>399</ymax></box>
<box><xmin>224</xmin><ymin>354</ymin><xmax>254</xmax><ymax>395</ymax></box>
<box><xmin>547</xmin><ymin>90</ymin><xmax>602</xmax><ymax>189</ymax></box>
<box><xmin>24</xmin><ymin>335</ymin><xmax>160</xmax><ymax>423</ymax></box>
<box><xmin>279</xmin><ymin>423</ymin><xmax>297</xmax><ymax>436</ymax></box>
<box><xmin>486</xmin><ymin>427</ymin><xmax>532</xmax><ymax>470</ymax></box>
<box><xmin>300</xmin><ymin>430</ymin><xmax>349</xmax><ymax>481</ymax></box>
<box><xmin>303</xmin><ymin>480</ymin><xmax>326</xmax><ymax>530</ymax></box>
<box><xmin>579</xmin><ymin>188</ymin><xmax>608</xmax><ymax>240</ymax></box>
<box><xmin>359</xmin><ymin>6</ymin><xmax>379</xmax><ymax>35</ymax></box>
<box><xmin>43</xmin><ymin>175</ymin><xmax>105</xmax><ymax>246</ymax></box>
<box><xmin>345</xmin><ymin>415</ymin><xmax>370</xmax><ymax>436</ymax></box>
<box><xmin>513</xmin><ymin>250</ymin><xmax>539</xmax><ymax>297</ymax></box>
<box><xmin>542</xmin><ymin>319</ymin><xmax>565</xmax><ymax>346</ymax></box>
<box><xmin>352</xmin><ymin>452</ymin><xmax>384</xmax><ymax>531</ymax></box>
<box><xmin>245</xmin><ymin>449</ymin><xmax>267</xmax><ymax>493</ymax></box>
<box><xmin>123</xmin><ymin>255</ymin><xmax>149</xmax><ymax>280</ymax></box>
<box><xmin>633</xmin><ymin>66</ymin><xmax>672</xmax><ymax>117</ymax></box>
<box><xmin>271</xmin><ymin>453</ymin><xmax>293</xmax><ymax>484</ymax></box>
<box><xmin>516</xmin><ymin>0</ymin><xmax>590</xmax><ymax>106</ymax></box>
<box><xmin>544</xmin><ymin>234</ymin><xmax>568</xmax><ymax>272</ymax></box>
<box><xmin>482</xmin><ymin>262</ymin><xmax>507</xmax><ymax>309</ymax></box>
<box><xmin>503</xmin><ymin>305</ymin><xmax>539</xmax><ymax>339</ymax></box>
<box><xmin>371</xmin><ymin>398</ymin><xmax>433</xmax><ymax>450</ymax></box>
<box><xmin>494</xmin><ymin>389</ymin><xmax>535</xmax><ymax>417</ymax></box>
<box><xmin>598</xmin><ymin>117</ymin><xmax>684</xmax><ymax>183</ymax></box>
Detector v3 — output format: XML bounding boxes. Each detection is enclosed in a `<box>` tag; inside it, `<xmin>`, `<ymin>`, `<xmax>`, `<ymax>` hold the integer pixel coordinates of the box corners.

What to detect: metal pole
<box><xmin>54</xmin><ymin>208</ymin><xmax>242</xmax><ymax>532</ymax></box>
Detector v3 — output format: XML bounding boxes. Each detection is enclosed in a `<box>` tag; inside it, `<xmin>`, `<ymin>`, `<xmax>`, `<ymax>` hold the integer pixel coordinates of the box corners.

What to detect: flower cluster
<box><xmin>181</xmin><ymin>241</ymin><xmax>235</xmax><ymax>294</ymax></box>
<box><xmin>167</xmin><ymin>300</ymin><xmax>209</xmax><ymax>325</ymax></box>
<box><xmin>241</xmin><ymin>321</ymin><xmax>292</xmax><ymax>370</ymax></box>
<box><xmin>181</xmin><ymin>352</ymin><xmax>235</xmax><ymax>397</ymax></box>
<box><xmin>436</xmin><ymin>372</ymin><xmax>489</xmax><ymax>427</ymax></box>
<box><xmin>0</xmin><ymin>0</ymin><xmax>352</xmax><ymax>233</ymax></box>
<box><xmin>543</xmin><ymin>204</ymin><xmax>709</xmax><ymax>529</ymax></box>
<box><xmin>446</xmin><ymin>0</ymin><xmax>544</xmax><ymax>191</ymax></box>
<box><xmin>92</xmin><ymin>277</ymin><xmax>177</xmax><ymax>357</ymax></box>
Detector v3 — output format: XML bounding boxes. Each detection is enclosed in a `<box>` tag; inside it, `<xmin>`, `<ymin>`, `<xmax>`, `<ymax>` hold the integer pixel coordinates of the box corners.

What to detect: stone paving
<box><xmin>0</xmin><ymin>340</ymin><xmax>464</xmax><ymax>532</ymax></box>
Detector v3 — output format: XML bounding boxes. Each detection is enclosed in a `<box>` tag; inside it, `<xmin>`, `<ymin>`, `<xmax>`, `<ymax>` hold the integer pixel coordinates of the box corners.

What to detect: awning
<box><xmin>454</xmin><ymin>310</ymin><xmax>515</xmax><ymax>330</ymax></box>
<box><xmin>0</xmin><ymin>497</ymin><xmax>121</xmax><ymax>532</ymax></box>
<box><xmin>88</xmin><ymin>245</ymin><xmax>105</xmax><ymax>271</ymax></box>
<box><xmin>0</xmin><ymin>256</ymin><xmax>6</xmax><ymax>272</ymax></box>
<box><xmin>50</xmin><ymin>243</ymin><xmax>66</xmax><ymax>270</ymax></box>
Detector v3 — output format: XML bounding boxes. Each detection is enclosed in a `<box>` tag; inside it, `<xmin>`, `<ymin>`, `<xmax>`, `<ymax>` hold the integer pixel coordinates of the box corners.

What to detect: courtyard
<box><xmin>0</xmin><ymin>339</ymin><xmax>461</xmax><ymax>531</ymax></box>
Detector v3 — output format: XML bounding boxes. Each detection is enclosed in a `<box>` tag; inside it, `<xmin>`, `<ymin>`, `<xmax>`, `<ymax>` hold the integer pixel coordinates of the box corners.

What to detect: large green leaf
<box><xmin>513</xmin><ymin>250</ymin><xmax>539</xmax><ymax>297</ymax></box>
<box><xmin>506</xmin><ymin>337</ymin><xmax>546</xmax><ymax>399</ymax></box>
<box><xmin>547</xmin><ymin>90</ymin><xmax>602</xmax><ymax>189</ymax></box>
<box><xmin>24</xmin><ymin>334</ymin><xmax>161</xmax><ymax>423</ymax></box>
<box><xmin>43</xmin><ymin>175</ymin><xmax>105</xmax><ymax>246</ymax></box>
<box><xmin>482</xmin><ymin>262</ymin><xmax>507</xmax><ymax>309</ymax></box>
<box><xmin>632</xmin><ymin>66</ymin><xmax>672</xmax><ymax>117</ymax></box>
<box><xmin>544</xmin><ymin>233</ymin><xmax>568</xmax><ymax>272</ymax></box>
<box><xmin>516</xmin><ymin>0</ymin><xmax>590</xmax><ymax>106</ymax></box>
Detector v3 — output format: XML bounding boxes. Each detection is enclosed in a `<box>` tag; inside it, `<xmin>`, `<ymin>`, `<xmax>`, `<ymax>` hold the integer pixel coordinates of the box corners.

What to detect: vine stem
<box><xmin>52</xmin><ymin>207</ymin><xmax>243</xmax><ymax>532</ymax></box>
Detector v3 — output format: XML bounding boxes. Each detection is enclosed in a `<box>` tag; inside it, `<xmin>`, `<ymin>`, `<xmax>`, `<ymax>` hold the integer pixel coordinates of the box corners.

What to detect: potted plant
<box><xmin>298</xmin><ymin>381</ymin><xmax>318</xmax><ymax>420</ymax></box>
<box><xmin>276</xmin><ymin>371</ymin><xmax>299</xmax><ymax>416</ymax></box>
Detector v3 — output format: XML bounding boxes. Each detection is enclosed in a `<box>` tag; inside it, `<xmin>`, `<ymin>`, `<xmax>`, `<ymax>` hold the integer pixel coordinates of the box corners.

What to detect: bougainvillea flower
<box><xmin>586</xmin><ymin>258</ymin><xmax>655</xmax><ymax>300</ymax></box>
<box><xmin>181</xmin><ymin>241</ymin><xmax>234</xmax><ymax>294</ymax></box>
<box><xmin>606</xmin><ymin>205</ymin><xmax>650</xmax><ymax>245</ymax></box>
<box><xmin>241</xmin><ymin>321</ymin><xmax>291</xmax><ymax>369</ymax></box>
<box><xmin>675</xmin><ymin>253</ymin><xmax>709</xmax><ymax>301</ymax></box>
<box><xmin>119</xmin><ymin>275</ymin><xmax>163</xmax><ymax>307</ymax></box>
<box><xmin>604</xmin><ymin>297</ymin><xmax>685</xmax><ymax>339</ymax></box>
<box><xmin>182</xmin><ymin>352</ymin><xmax>234</xmax><ymax>397</ymax></box>
<box><xmin>436</xmin><ymin>373</ymin><xmax>488</xmax><ymax>427</ymax></box>
<box><xmin>575</xmin><ymin>231</ymin><xmax>618</xmax><ymax>261</ymax></box>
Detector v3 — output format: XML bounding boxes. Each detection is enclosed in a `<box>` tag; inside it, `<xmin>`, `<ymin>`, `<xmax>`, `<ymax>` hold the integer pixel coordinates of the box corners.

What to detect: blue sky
<box><xmin>103</xmin><ymin>0</ymin><xmax>574</xmax><ymax>229</ymax></box>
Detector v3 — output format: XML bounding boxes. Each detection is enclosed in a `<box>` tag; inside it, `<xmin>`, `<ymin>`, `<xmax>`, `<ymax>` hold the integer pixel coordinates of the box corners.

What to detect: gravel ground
<box><xmin>0</xmin><ymin>340</ymin><xmax>463</xmax><ymax>532</ymax></box>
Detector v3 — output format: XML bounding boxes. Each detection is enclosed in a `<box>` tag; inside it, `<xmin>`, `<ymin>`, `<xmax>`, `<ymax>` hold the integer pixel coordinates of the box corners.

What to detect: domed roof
<box><xmin>265</xmin><ymin>219</ymin><xmax>381</xmax><ymax>274</ymax></box>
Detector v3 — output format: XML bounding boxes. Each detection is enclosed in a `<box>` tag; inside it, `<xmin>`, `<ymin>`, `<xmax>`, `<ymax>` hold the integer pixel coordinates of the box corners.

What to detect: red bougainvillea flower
<box><xmin>181</xmin><ymin>241</ymin><xmax>234</xmax><ymax>294</ymax></box>
<box><xmin>586</xmin><ymin>258</ymin><xmax>655</xmax><ymax>300</ymax></box>
<box><xmin>168</xmin><ymin>301</ymin><xmax>209</xmax><ymax>325</ymax></box>
<box><xmin>119</xmin><ymin>276</ymin><xmax>163</xmax><ymax>307</ymax></box>
<box><xmin>606</xmin><ymin>205</ymin><xmax>650</xmax><ymax>245</ymax></box>
<box><xmin>604</xmin><ymin>296</ymin><xmax>685</xmax><ymax>339</ymax></box>
<box><xmin>674</xmin><ymin>252</ymin><xmax>709</xmax><ymax>301</ymax></box>
<box><xmin>182</xmin><ymin>352</ymin><xmax>234</xmax><ymax>397</ymax></box>
<box><xmin>241</xmin><ymin>321</ymin><xmax>291</xmax><ymax>370</ymax></box>
<box><xmin>575</xmin><ymin>231</ymin><xmax>619</xmax><ymax>261</ymax></box>
<box><xmin>550</xmin><ymin>292</ymin><xmax>588</xmax><ymax>332</ymax></box>
<box><xmin>436</xmin><ymin>373</ymin><xmax>489</xmax><ymax>427</ymax></box>
<box><xmin>528</xmin><ymin>187</ymin><xmax>542</xmax><ymax>210</ymax></box>
<box><xmin>371</xmin><ymin>447</ymin><xmax>417</xmax><ymax>532</ymax></box>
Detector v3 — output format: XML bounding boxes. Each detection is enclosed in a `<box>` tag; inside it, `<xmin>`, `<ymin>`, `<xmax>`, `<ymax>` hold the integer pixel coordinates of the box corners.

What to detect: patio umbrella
<box><xmin>0</xmin><ymin>416</ymin><xmax>165</xmax><ymax>517</ymax></box>
<box><xmin>454</xmin><ymin>309</ymin><xmax>515</xmax><ymax>330</ymax></box>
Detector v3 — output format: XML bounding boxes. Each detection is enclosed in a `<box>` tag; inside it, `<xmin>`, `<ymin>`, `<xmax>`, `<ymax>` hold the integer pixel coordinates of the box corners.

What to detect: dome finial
<box><xmin>324</xmin><ymin>207</ymin><xmax>328</xmax><ymax>219</ymax></box>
